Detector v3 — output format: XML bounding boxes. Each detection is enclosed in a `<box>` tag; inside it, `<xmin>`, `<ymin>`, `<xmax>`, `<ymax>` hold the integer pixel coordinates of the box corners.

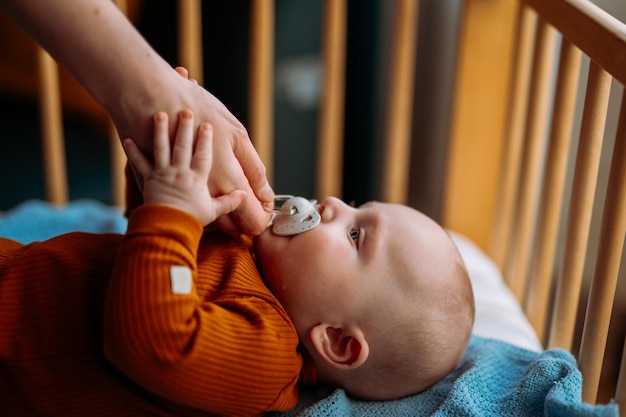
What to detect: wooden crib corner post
<box><xmin>37</xmin><ymin>46</ymin><xmax>68</xmax><ymax>205</ymax></box>
<box><xmin>442</xmin><ymin>0</ymin><xmax>519</xmax><ymax>253</ymax></box>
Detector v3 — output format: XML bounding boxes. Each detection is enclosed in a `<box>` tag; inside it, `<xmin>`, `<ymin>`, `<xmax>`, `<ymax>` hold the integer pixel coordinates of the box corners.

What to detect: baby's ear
<box><xmin>309</xmin><ymin>324</ymin><xmax>369</xmax><ymax>369</ymax></box>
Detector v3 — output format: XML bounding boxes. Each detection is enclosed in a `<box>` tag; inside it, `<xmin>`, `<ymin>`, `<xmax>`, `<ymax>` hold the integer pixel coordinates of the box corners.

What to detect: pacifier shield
<box><xmin>271</xmin><ymin>196</ymin><xmax>321</xmax><ymax>236</ymax></box>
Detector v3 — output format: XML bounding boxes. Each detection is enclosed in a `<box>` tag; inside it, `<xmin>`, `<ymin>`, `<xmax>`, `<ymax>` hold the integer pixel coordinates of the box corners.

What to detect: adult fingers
<box><xmin>174</xmin><ymin>66</ymin><xmax>199</xmax><ymax>85</ymax></box>
<box><xmin>228</xmin><ymin>192</ymin><xmax>272</xmax><ymax>236</ymax></box>
<box><xmin>212</xmin><ymin>190</ymin><xmax>248</xmax><ymax>220</ymax></box>
<box><xmin>174</xmin><ymin>66</ymin><xmax>189</xmax><ymax>79</ymax></box>
<box><xmin>232</xmin><ymin>129</ymin><xmax>274</xmax><ymax>203</ymax></box>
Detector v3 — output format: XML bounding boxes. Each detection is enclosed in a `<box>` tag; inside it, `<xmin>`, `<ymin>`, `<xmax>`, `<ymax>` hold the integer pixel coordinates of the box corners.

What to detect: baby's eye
<box><xmin>349</xmin><ymin>228</ymin><xmax>360</xmax><ymax>243</ymax></box>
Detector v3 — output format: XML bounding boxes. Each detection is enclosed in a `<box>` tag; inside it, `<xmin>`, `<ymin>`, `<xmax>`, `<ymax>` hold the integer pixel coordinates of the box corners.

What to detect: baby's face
<box><xmin>253</xmin><ymin>197</ymin><xmax>456</xmax><ymax>331</ymax></box>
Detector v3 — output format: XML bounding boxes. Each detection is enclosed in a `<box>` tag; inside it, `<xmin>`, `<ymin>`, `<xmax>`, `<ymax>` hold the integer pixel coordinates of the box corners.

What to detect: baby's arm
<box><xmin>104</xmin><ymin>112</ymin><xmax>301</xmax><ymax>414</ymax></box>
<box><xmin>122</xmin><ymin>110</ymin><xmax>246</xmax><ymax>225</ymax></box>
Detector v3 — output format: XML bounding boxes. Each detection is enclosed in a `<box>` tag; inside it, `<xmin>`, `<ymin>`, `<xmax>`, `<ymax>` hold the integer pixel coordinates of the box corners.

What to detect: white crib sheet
<box><xmin>450</xmin><ymin>231</ymin><xmax>542</xmax><ymax>352</ymax></box>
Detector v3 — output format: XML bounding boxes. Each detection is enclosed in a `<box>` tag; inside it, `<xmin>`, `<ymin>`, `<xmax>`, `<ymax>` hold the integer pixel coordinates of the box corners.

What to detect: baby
<box><xmin>254</xmin><ymin>196</ymin><xmax>475</xmax><ymax>400</ymax></box>
<box><xmin>0</xmin><ymin>109</ymin><xmax>473</xmax><ymax>416</ymax></box>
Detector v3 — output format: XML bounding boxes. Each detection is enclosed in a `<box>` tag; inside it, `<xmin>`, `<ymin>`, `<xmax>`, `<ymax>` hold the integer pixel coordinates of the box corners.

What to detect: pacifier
<box><xmin>265</xmin><ymin>195</ymin><xmax>321</xmax><ymax>236</ymax></box>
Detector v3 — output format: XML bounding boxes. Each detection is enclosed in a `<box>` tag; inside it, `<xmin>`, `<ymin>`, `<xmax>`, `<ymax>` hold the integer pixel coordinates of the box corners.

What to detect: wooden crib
<box><xmin>1</xmin><ymin>0</ymin><xmax>625</xmax><ymax>411</ymax></box>
<box><xmin>446</xmin><ymin>0</ymin><xmax>626</xmax><ymax>406</ymax></box>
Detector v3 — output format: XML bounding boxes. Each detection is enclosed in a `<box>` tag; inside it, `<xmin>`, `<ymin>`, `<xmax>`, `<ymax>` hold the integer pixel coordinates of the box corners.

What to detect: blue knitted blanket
<box><xmin>0</xmin><ymin>199</ymin><xmax>127</xmax><ymax>243</ymax></box>
<box><xmin>271</xmin><ymin>336</ymin><xmax>618</xmax><ymax>417</ymax></box>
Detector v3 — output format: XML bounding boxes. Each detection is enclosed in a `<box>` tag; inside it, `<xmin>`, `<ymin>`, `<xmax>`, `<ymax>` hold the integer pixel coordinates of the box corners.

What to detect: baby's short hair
<box><xmin>342</xmin><ymin>243</ymin><xmax>474</xmax><ymax>401</ymax></box>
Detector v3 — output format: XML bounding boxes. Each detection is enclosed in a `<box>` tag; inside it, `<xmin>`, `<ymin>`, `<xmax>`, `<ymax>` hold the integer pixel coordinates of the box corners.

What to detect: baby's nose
<box><xmin>319</xmin><ymin>196</ymin><xmax>347</xmax><ymax>221</ymax></box>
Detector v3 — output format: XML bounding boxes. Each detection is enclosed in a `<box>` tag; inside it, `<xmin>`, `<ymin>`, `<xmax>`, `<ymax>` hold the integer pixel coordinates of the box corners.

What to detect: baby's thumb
<box><xmin>213</xmin><ymin>190</ymin><xmax>248</xmax><ymax>218</ymax></box>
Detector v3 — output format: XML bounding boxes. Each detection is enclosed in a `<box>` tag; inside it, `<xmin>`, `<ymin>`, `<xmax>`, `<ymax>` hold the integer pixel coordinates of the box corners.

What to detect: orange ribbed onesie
<box><xmin>0</xmin><ymin>205</ymin><xmax>313</xmax><ymax>416</ymax></box>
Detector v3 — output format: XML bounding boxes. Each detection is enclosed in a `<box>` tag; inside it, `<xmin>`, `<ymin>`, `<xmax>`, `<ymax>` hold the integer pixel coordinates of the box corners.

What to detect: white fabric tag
<box><xmin>170</xmin><ymin>265</ymin><xmax>192</xmax><ymax>295</ymax></box>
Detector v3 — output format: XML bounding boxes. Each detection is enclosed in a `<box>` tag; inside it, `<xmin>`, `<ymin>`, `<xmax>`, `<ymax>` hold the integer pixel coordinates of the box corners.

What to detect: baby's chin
<box><xmin>252</xmin><ymin>233</ymin><xmax>282</xmax><ymax>292</ymax></box>
<box><xmin>252</xmin><ymin>226</ymin><xmax>273</xmax><ymax>251</ymax></box>
<box><xmin>252</xmin><ymin>226</ymin><xmax>285</xmax><ymax>267</ymax></box>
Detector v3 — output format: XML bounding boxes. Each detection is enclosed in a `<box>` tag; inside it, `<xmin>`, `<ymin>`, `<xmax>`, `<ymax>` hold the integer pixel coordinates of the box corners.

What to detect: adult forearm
<box><xmin>1</xmin><ymin>0</ymin><xmax>173</xmax><ymax>142</ymax></box>
<box><xmin>1</xmin><ymin>0</ymin><xmax>274</xmax><ymax>235</ymax></box>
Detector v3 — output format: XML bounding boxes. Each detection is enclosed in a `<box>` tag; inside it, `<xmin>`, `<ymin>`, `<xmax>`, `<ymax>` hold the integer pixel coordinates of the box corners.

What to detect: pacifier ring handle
<box><xmin>263</xmin><ymin>194</ymin><xmax>298</xmax><ymax>215</ymax></box>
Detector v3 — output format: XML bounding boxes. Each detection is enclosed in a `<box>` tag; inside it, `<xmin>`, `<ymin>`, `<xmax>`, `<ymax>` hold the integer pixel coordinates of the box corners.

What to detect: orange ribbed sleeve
<box><xmin>103</xmin><ymin>205</ymin><xmax>302</xmax><ymax>416</ymax></box>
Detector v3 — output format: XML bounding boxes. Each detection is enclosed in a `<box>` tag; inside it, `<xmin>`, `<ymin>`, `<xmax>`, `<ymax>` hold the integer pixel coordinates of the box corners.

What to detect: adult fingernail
<box><xmin>259</xmin><ymin>183</ymin><xmax>275</xmax><ymax>202</ymax></box>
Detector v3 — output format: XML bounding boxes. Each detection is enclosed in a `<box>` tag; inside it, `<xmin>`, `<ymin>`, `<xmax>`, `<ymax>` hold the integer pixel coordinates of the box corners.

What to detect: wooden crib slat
<box><xmin>37</xmin><ymin>47</ymin><xmax>68</xmax><ymax>205</ymax></box>
<box><xmin>178</xmin><ymin>0</ymin><xmax>204</xmax><ymax>84</ymax></box>
<box><xmin>506</xmin><ymin>19</ymin><xmax>558</xmax><ymax>301</ymax></box>
<box><xmin>579</xmin><ymin>88</ymin><xmax>626</xmax><ymax>404</ymax></box>
<box><xmin>316</xmin><ymin>0</ymin><xmax>347</xmax><ymax>199</ymax></box>
<box><xmin>443</xmin><ymin>0</ymin><xmax>518</xmax><ymax>251</ymax></box>
<box><xmin>548</xmin><ymin>61</ymin><xmax>611</xmax><ymax>351</ymax></box>
<box><xmin>110</xmin><ymin>0</ymin><xmax>129</xmax><ymax>208</ymax></box>
<box><xmin>380</xmin><ymin>0</ymin><xmax>419</xmax><ymax>204</ymax></box>
<box><xmin>490</xmin><ymin>4</ymin><xmax>537</xmax><ymax>271</ymax></box>
<box><xmin>249</xmin><ymin>0</ymin><xmax>275</xmax><ymax>182</ymax></box>
<box><xmin>524</xmin><ymin>39</ymin><xmax>582</xmax><ymax>341</ymax></box>
<box><xmin>109</xmin><ymin>119</ymin><xmax>126</xmax><ymax>208</ymax></box>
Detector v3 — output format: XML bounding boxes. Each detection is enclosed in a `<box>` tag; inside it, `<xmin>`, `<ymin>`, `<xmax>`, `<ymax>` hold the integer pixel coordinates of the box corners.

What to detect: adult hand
<box><xmin>110</xmin><ymin>67</ymin><xmax>274</xmax><ymax>236</ymax></box>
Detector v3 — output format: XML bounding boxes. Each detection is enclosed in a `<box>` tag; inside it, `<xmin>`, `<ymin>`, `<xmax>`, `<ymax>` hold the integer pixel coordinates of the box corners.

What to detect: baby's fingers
<box><xmin>122</xmin><ymin>138</ymin><xmax>152</xmax><ymax>179</ymax></box>
<box><xmin>191</xmin><ymin>123</ymin><xmax>214</xmax><ymax>176</ymax></box>
<box><xmin>153</xmin><ymin>112</ymin><xmax>171</xmax><ymax>168</ymax></box>
<box><xmin>171</xmin><ymin>110</ymin><xmax>195</xmax><ymax>167</ymax></box>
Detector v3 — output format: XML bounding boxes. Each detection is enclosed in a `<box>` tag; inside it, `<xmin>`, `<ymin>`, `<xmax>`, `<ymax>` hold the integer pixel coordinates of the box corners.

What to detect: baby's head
<box><xmin>254</xmin><ymin>197</ymin><xmax>474</xmax><ymax>400</ymax></box>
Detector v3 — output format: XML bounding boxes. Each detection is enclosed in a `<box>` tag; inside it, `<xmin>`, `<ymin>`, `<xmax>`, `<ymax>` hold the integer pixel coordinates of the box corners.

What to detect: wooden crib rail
<box><xmin>448</xmin><ymin>0</ymin><xmax>626</xmax><ymax>404</ymax></box>
<box><xmin>446</xmin><ymin>0</ymin><xmax>625</xmax><ymax>405</ymax></box>
<box><xmin>523</xmin><ymin>0</ymin><xmax>626</xmax><ymax>87</ymax></box>
<box><xmin>512</xmin><ymin>0</ymin><xmax>624</xmax><ymax>404</ymax></box>
<box><xmin>578</xmin><ymin>88</ymin><xmax>626</xmax><ymax>403</ymax></box>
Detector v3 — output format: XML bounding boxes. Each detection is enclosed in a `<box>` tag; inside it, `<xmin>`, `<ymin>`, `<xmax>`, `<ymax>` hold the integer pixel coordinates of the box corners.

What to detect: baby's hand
<box><xmin>123</xmin><ymin>110</ymin><xmax>246</xmax><ymax>226</ymax></box>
